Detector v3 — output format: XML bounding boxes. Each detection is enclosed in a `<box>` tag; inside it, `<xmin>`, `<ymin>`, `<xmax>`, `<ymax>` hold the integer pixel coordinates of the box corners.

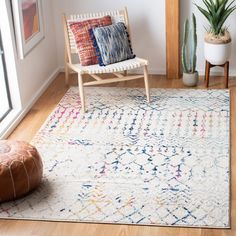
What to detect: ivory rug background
<box><xmin>0</xmin><ymin>87</ymin><xmax>230</xmax><ymax>228</ymax></box>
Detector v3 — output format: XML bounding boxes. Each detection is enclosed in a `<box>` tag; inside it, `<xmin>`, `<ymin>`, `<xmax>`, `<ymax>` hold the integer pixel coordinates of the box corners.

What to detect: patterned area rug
<box><xmin>0</xmin><ymin>87</ymin><xmax>230</xmax><ymax>228</ymax></box>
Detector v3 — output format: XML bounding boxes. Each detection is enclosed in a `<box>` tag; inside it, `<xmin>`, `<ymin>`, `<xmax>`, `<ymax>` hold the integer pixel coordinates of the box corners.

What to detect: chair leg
<box><xmin>143</xmin><ymin>65</ymin><xmax>150</xmax><ymax>103</ymax></box>
<box><xmin>78</xmin><ymin>73</ymin><xmax>85</xmax><ymax>113</ymax></box>
<box><xmin>65</xmin><ymin>63</ymin><xmax>69</xmax><ymax>86</ymax></box>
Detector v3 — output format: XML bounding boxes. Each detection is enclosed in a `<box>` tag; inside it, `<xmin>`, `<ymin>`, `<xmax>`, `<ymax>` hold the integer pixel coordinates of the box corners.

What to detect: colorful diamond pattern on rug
<box><xmin>0</xmin><ymin>88</ymin><xmax>230</xmax><ymax>228</ymax></box>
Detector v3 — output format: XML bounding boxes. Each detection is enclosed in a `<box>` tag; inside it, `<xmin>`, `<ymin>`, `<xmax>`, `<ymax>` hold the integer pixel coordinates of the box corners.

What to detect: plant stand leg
<box><xmin>205</xmin><ymin>60</ymin><xmax>210</xmax><ymax>88</ymax></box>
<box><xmin>204</xmin><ymin>61</ymin><xmax>207</xmax><ymax>81</ymax></box>
<box><xmin>224</xmin><ymin>61</ymin><xmax>229</xmax><ymax>89</ymax></box>
<box><xmin>205</xmin><ymin>60</ymin><xmax>229</xmax><ymax>88</ymax></box>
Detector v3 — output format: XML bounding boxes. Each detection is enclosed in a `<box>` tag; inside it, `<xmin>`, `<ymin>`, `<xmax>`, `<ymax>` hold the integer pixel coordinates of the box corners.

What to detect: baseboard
<box><xmin>60</xmin><ymin>66</ymin><xmax>236</xmax><ymax>77</ymax></box>
<box><xmin>130</xmin><ymin>68</ymin><xmax>236</xmax><ymax>76</ymax></box>
<box><xmin>130</xmin><ymin>68</ymin><xmax>166</xmax><ymax>75</ymax></box>
<box><xmin>198</xmin><ymin>69</ymin><xmax>236</xmax><ymax>77</ymax></box>
<box><xmin>1</xmin><ymin>67</ymin><xmax>60</xmax><ymax>139</ymax></box>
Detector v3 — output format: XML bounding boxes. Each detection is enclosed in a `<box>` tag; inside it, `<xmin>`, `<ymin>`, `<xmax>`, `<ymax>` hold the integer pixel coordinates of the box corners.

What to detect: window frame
<box><xmin>0</xmin><ymin>29</ymin><xmax>12</xmax><ymax>122</ymax></box>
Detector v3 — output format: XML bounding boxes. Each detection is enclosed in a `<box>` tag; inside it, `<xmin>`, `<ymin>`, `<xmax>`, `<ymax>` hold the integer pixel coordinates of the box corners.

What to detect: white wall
<box><xmin>181</xmin><ymin>0</ymin><xmax>236</xmax><ymax>75</ymax></box>
<box><xmin>52</xmin><ymin>0</ymin><xmax>166</xmax><ymax>74</ymax></box>
<box><xmin>15</xmin><ymin>0</ymin><xmax>59</xmax><ymax>107</ymax></box>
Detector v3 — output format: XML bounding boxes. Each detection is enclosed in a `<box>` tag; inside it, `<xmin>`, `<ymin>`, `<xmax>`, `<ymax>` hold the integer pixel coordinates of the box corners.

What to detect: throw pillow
<box><xmin>69</xmin><ymin>16</ymin><xmax>112</xmax><ymax>66</ymax></box>
<box><xmin>89</xmin><ymin>22</ymin><xmax>135</xmax><ymax>66</ymax></box>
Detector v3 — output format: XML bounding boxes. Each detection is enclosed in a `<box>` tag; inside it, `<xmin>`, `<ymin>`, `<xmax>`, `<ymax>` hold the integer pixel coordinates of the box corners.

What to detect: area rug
<box><xmin>0</xmin><ymin>87</ymin><xmax>230</xmax><ymax>228</ymax></box>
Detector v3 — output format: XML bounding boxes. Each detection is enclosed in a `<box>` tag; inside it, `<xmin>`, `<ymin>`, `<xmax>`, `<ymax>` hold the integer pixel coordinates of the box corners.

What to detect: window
<box><xmin>0</xmin><ymin>29</ymin><xmax>12</xmax><ymax>122</ymax></box>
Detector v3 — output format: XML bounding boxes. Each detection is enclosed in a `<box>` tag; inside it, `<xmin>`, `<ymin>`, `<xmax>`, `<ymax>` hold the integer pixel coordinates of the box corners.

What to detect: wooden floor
<box><xmin>2</xmin><ymin>73</ymin><xmax>236</xmax><ymax>236</ymax></box>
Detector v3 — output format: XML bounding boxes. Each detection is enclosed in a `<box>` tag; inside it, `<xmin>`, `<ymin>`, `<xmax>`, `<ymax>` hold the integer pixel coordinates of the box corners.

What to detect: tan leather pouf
<box><xmin>0</xmin><ymin>140</ymin><xmax>43</xmax><ymax>203</ymax></box>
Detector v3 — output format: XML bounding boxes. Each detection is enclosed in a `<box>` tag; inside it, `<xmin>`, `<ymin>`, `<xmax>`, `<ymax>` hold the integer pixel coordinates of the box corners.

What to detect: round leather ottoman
<box><xmin>0</xmin><ymin>140</ymin><xmax>43</xmax><ymax>203</ymax></box>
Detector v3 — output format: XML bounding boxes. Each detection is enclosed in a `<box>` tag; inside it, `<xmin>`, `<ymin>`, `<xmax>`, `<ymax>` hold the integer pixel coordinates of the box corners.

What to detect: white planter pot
<box><xmin>182</xmin><ymin>71</ymin><xmax>199</xmax><ymax>87</ymax></box>
<box><xmin>204</xmin><ymin>41</ymin><xmax>231</xmax><ymax>65</ymax></box>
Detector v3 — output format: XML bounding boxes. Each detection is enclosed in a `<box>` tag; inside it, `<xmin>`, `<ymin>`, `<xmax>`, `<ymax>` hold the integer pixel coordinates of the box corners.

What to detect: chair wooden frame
<box><xmin>62</xmin><ymin>7</ymin><xmax>150</xmax><ymax>113</ymax></box>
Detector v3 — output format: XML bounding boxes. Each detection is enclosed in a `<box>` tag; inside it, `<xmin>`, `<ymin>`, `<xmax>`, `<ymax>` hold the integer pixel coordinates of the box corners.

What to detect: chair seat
<box><xmin>63</xmin><ymin>8</ymin><xmax>150</xmax><ymax>112</ymax></box>
<box><xmin>72</xmin><ymin>57</ymin><xmax>148</xmax><ymax>74</ymax></box>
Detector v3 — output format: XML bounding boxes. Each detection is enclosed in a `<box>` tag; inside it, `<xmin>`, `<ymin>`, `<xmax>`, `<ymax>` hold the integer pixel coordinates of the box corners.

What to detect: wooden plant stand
<box><xmin>205</xmin><ymin>61</ymin><xmax>229</xmax><ymax>88</ymax></box>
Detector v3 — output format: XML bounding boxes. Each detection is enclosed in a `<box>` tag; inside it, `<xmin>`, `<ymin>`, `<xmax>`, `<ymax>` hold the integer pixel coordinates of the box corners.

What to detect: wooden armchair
<box><xmin>62</xmin><ymin>8</ymin><xmax>150</xmax><ymax>113</ymax></box>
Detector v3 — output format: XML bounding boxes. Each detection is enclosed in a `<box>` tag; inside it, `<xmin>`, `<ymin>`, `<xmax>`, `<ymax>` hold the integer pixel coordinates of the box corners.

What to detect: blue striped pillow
<box><xmin>90</xmin><ymin>22</ymin><xmax>135</xmax><ymax>66</ymax></box>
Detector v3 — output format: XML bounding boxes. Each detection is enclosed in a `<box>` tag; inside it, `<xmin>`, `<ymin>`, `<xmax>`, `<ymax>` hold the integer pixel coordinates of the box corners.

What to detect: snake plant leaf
<box><xmin>195</xmin><ymin>0</ymin><xmax>236</xmax><ymax>36</ymax></box>
<box><xmin>181</xmin><ymin>14</ymin><xmax>197</xmax><ymax>73</ymax></box>
<box><xmin>226</xmin><ymin>0</ymin><xmax>236</xmax><ymax>10</ymax></box>
<box><xmin>194</xmin><ymin>4</ymin><xmax>211</xmax><ymax>21</ymax></box>
<box><xmin>217</xmin><ymin>5</ymin><xmax>236</xmax><ymax>33</ymax></box>
<box><xmin>182</xmin><ymin>19</ymin><xmax>189</xmax><ymax>73</ymax></box>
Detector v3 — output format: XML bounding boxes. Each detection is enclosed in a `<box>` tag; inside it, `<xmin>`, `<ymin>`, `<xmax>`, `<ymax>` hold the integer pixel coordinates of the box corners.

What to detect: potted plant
<box><xmin>182</xmin><ymin>13</ymin><xmax>198</xmax><ymax>87</ymax></box>
<box><xmin>195</xmin><ymin>0</ymin><xmax>236</xmax><ymax>65</ymax></box>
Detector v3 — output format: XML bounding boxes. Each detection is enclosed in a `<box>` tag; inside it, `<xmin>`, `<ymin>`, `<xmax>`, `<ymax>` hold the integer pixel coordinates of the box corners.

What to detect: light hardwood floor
<box><xmin>2</xmin><ymin>73</ymin><xmax>236</xmax><ymax>236</ymax></box>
